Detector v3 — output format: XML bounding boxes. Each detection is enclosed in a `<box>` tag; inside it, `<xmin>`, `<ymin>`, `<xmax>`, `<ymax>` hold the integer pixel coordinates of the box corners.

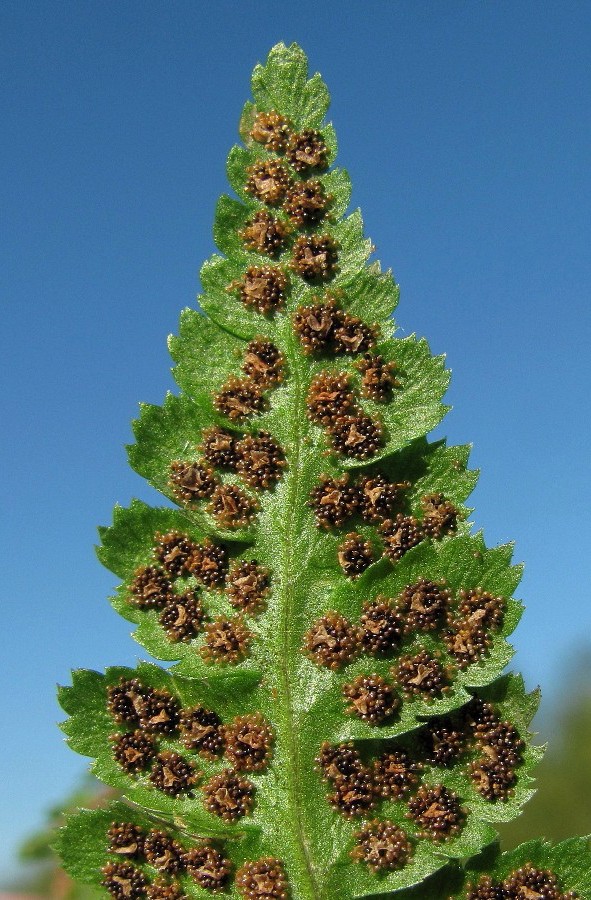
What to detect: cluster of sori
<box><xmin>107</xmin><ymin>676</ymin><xmax>273</xmax><ymax>822</ymax></box>
<box><xmin>303</xmin><ymin>582</ymin><xmax>506</xmax><ymax>709</ymax></box>
<box><xmin>102</xmin><ymin>819</ymin><xmax>289</xmax><ymax>898</ymax></box>
<box><xmin>316</xmin><ymin>693</ymin><xmax>525</xmax><ymax>874</ymax></box>
<box><xmin>126</xmin><ymin>531</ymin><xmax>270</xmax><ymax>652</ymax></box>
<box><xmin>309</xmin><ymin>469</ymin><xmax>459</xmax><ymax>575</ymax></box>
<box><xmin>168</xmin><ymin>339</ymin><xmax>286</xmax><ymax>531</ymax></box>
<box><xmin>464</xmin><ymin>865</ymin><xmax>579</xmax><ymax>900</ymax></box>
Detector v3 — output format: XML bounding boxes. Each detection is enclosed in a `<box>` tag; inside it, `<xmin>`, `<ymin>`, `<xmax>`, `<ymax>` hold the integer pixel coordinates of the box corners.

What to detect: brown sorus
<box><xmin>476</xmin><ymin>720</ymin><xmax>524</xmax><ymax>769</ymax></box>
<box><xmin>230</xmin><ymin>265</ymin><xmax>288</xmax><ymax>315</ymax></box>
<box><xmin>350</xmin><ymin>820</ymin><xmax>413</xmax><ymax>873</ymax></box>
<box><xmin>200</xmin><ymin>426</ymin><xmax>239</xmax><ymax>469</ymax></box>
<box><xmin>207</xmin><ymin>483</ymin><xmax>258</xmax><ymax>529</ymax></box>
<box><xmin>214</xmin><ymin>376</ymin><xmax>266</xmax><ymax>422</ymax></box>
<box><xmin>249</xmin><ymin>111</ymin><xmax>291</xmax><ymax>153</ymax></box>
<box><xmin>236</xmin><ymin>857</ymin><xmax>289</xmax><ymax>899</ymax></box>
<box><xmin>359</xmin><ymin>596</ymin><xmax>404</xmax><ymax>655</ymax></box>
<box><xmin>357</xmin><ymin>475</ymin><xmax>409</xmax><ymax>524</ymax></box>
<box><xmin>329</xmin><ymin>414</ymin><xmax>383</xmax><ymax>460</ymax></box>
<box><xmin>111</xmin><ymin>730</ymin><xmax>157</xmax><ymax>774</ymax></box>
<box><xmin>393</xmin><ymin>650</ymin><xmax>451</xmax><ymax>700</ymax></box>
<box><xmin>407</xmin><ymin>784</ymin><xmax>465</xmax><ymax>840</ymax></box>
<box><xmin>240</xmin><ymin>209</ymin><xmax>290</xmax><ymax>257</ymax></box>
<box><xmin>422</xmin><ymin>718</ymin><xmax>466</xmax><ymax>767</ymax></box>
<box><xmin>291</xmin><ymin>234</ymin><xmax>338</xmax><ymax>281</ymax></box>
<box><xmin>420</xmin><ymin>492</ymin><xmax>459</xmax><ymax>539</ymax></box>
<box><xmin>284</xmin><ymin>178</ymin><xmax>330</xmax><ymax>226</ymax></box>
<box><xmin>223</xmin><ymin>712</ymin><xmax>274</xmax><ymax>772</ymax></box>
<box><xmin>465</xmin><ymin>875</ymin><xmax>508</xmax><ymax>900</ymax></box>
<box><xmin>303</xmin><ymin>611</ymin><xmax>360</xmax><ymax>669</ymax></box>
<box><xmin>380</xmin><ymin>514</ymin><xmax>423</xmax><ymax>561</ymax></box>
<box><xmin>149</xmin><ymin>752</ymin><xmax>198</xmax><ymax>797</ymax></box>
<box><xmin>343</xmin><ymin>673</ymin><xmax>399</xmax><ymax>725</ymax></box>
<box><xmin>145</xmin><ymin>880</ymin><xmax>184</xmax><ymax>900</ymax></box>
<box><xmin>469</xmin><ymin>758</ymin><xmax>517</xmax><ymax>801</ymax></box>
<box><xmin>154</xmin><ymin>531</ymin><xmax>196</xmax><ymax>578</ymax></box>
<box><xmin>138</xmin><ymin>688</ymin><xmax>180</xmax><ymax>735</ymax></box>
<box><xmin>242</xmin><ymin>339</ymin><xmax>285</xmax><ymax>386</ymax></box>
<box><xmin>315</xmin><ymin>742</ymin><xmax>364</xmax><ymax>782</ymax></box>
<box><xmin>398</xmin><ymin>579</ymin><xmax>451</xmax><ymax>633</ymax></box>
<box><xmin>101</xmin><ymin>863</ymin><xmax>147</xmax><ymax>900</ymax></box>
<box><xmin>245</xmin><ymin>159</ymin><xmax>292</xmax><ymax>206</ymax></box>
<box><xmin>235</xmin><ymin>432</ymin><xmax>286</xmax><ymax>489</ymax></box>
<box><xmin>286</xmin><ymin>129</ymin><xmax>329</xmax><ymax>172</ymax></box>
<box><xmin>169</xmin><ymin>460</ymin><xmax>218</xmax><ymax>504</ymax></box>
<box><xmin>337</xmin><ymin>532</ymin><xmax>374</xmax><ymax>577</ymax></box>
<box><xmin>306</xmin><ymin>371</ymin><xmax>357</xmax><ymax>426</ymax></box>
<box><xmin>372</xmin><ymin>749</ymin><xmax>420</xmax><ymax>799</ymax></box>
<box><xmin>186</xmin><ymin>539</ymin><xmax>228</xmax><ymax>587</ymax></box>
<box><xmin>201</xmin><ymin>615</ymin><xmax>252</xmax><ymax>664</ymax></box>
<box><xmin>355</xmin><ymin>353</ymin><xmax>400</xmax><ymax>401</ymax></box>
<box><xmin>308</xmin><ymin>474</ymin><xmax>358</xmax><ymax>528</ymax></box>
<box><xmin>201</xmin><ymin>769</ymin><xmax>255</xmax><ymax>822</ymax></box>
<box><xmin>129</xmin><ymin>566</ymin><xmax>172</xmax><ymax>610</ymax></box>
<box><xmin>457</xmin><ymin>587</ymin><xmax>506</xmax><ymax>631</ymax></box>
<box><xmin>107</xmin><ymin>822</ymin><xmax>145</xmax><ymax>858</ymax></box>
<box><xmin>184</xmin><ymin>842</ymin><xmax>232</xmax><ymax>892</ymax></box>
<box><xmin>502</xmin><ymin>864</ymin><xmax>577</xmax><ymax>900</ymax></box>
<box><xmin>327</xmin><ymin>767</ymin><xmax>376</xmax><ymax>818</ymax></box>
<box><xmin>332</xmin><ymin>314</ymin><xmax>377</xmax><ymax>355</ymax></box>
<box><xmin>179</xmin><ymin>706</ymin><xmax>225</xmax><ymax>758</ymax></box>
<box><xmin>293</xmin><ymin>296</ymin><xmax>341</xmax><ymax>353</ymax></box>
<box><xmin>226</xmin><ymin>560</ymin><xmax>270</xmax><ymax>614</ymax></box>
<box><xmin>107</xmin><ymin>678</ymin><xmax>147</xmax><ymax>725</ymax></box>
<box><xmin>159</xmin><ymin>592</ymin><xmax>204</xmax><ymax>643</ymax></box>
<box><xmin>143</xmin><ymin>830</ymin><xmax>185</xmax><ymax>874</ymax></box>
<box><xmin>444</xmin><ymin>617</ymin><xmax>491</xmax><ymax>669</ymax></box>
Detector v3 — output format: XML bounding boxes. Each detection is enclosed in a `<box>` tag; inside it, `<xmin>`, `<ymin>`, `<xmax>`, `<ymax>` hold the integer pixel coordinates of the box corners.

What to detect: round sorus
<box><xmin>179</xmin><ymin>706</ymin><xmax>225</xmax><ymax>758</ymax></box>
<box><xmin>225</xmin><ymin>560</ymin><xmax>270</xmax><ymax>614</ymax></box>
<box><xmin>372</xmin><ymin>749</ymin><xmax>420</xmax><ymax>799</ymax></box>
<box><xmin>337</xmin><ymin>532</ymin><xmax>374</xmax><ymax>578</ymax></box>
<box><xmin>380</xmin><ymin>514</ymin><xmax>423</xmax><ymax>562</ymax></box>
<box><xmin>457</xmin><ymin>587</ymin><xmax>506</xmax><ymax>630</ymax></box>
<box><xmin>359</xmin><ymin>596</ymin><xmax>404</xmax><ymax>655</ymax></box>
<box><xmin>283</xmin><ymin>178</ymin><xmax>330</xmax><ymax>226</ymax></box>
<box><xmin>201</xmin><ymin>769</ymin><xmax>255</xmax><ymax>822</ymax></box>
<box><xmin>332</xmin><ymin>314</ymin><xmax>377</xmax><ymax>355</ymax></box>
<box><xmin>393</xmin><ymin>650</ymin><xmax>451</xmax><ymax>700</ymax></box>
<box><xmin>327</xmin><ymin>767</ymin><xmax>376</xmax><ymax>818</ymax></box>
<box><xmin>236</xmin><ymin>857</ymin><xmax>289</xmax><ymax>900</ymax></box>
<box><xmin>469</xmin><ymin>758</ymin><xmax>517</xmax><ymax>801</ymax></box>
<box><xmin>223</xmin><ymin>712</ymin><xmax>274</xmax><ymax>772</ymax></box>
<box><xmin>242</xmin><ymin>339</ymin><xmax>285</xmax><ymax>387</ymax></box>
<box><xmin>444</xmin><ymin>617</ymin><xmax>491</xmax><ymax>669</ymax></box>
<box><xmin>303</xmin><ymin>611</ymin><xmax>360</xmax><ymax>669</ymax></box>
<box><xmin>101</xmin><ymin>863</ymin><xmax>147</xmax><ymax>900</ymax></box>
<box><xmin>308</xmin><ymin>474</ymin><xmax>358</xmax><ymax>529</ymax></box>
<box><xmin>129</xmin><ymin>566</ymin><xmax>172</xmax><ymax>610</ymax></box>
<box><xmin>286</xmin><ymin>129</ymin><xmax>329</xmax><ymax>172</ymax></box>
<box><xmin>422</xmin><ymin>719</ymin><xmax>466</xmax><ymax>767</ymax></box>
<box><xmin>355</xmin><ymin>353</ymin><xmax>400</xmax><ymax>401</ymax></box>
<box><xmin>154</xmin><ymin>531</ymin><xmax>196</xmax><ymax>578</ymax></box>
<box><xmin>406</xmin><ymin>784</ymin><xmax>465</xmax><ymax>840</ymax></box>
<box><xmin>350</xmin><ymin>820</ymin><xmax>413</xmax><ymax>873</ymax></box>
<box><xmin>245</xmin><ymin>159</ymin><xmax>292</xmax><ymax>206</ymax></box>
<box><xmin>240</xmin><ymin>209</ymin><xmax>290</xmax><ymax>257</ymax></box>
<box><xmin>137</xmin><ymin>688</ymin><xmax>180</xmax><ymax>734</ymax></box>
<box><xmin>184</xmin><ymin>842</ymin><xmax>232</xmax><ymax>892</ymax></box>
<box><xmin>249</xmin><ymin>110</ymin><xmax>291</xmax><ymax>153</ymax></box>
<box><xmin>465</xmin><ymin>875</ymin><xmax>508</xmax><ymax>900</ymax></box>
<box><xmin>159</xmin><ymin>592</ymin><xmax>204</xmax><ymax>643</ymax></box>
<box><xmin>230</xmin><ymin>265</ymin><xmax>287</xmax><ymax>315</ymax></box>
<box><xmin>398</xmin><ymin>579</ymin><xmax>451</xmax><ymax>633</ymax></box>
<box><xmin>143</xmin><ymin>830</ymin><xmax>185</xmax><ymax>874</ymax></box>
<box><xmin>329</xmin><ymin>414</ymin><xmax>383</xmax><ymax>460</ymax></box>
<box><xmin>145</xmin><ymin>880</ymin><xmax>184</xmax><ymax>900</ymax></box>
<box><xmin>463</xmin><ymin>698</ymin><xmax>498</xmax><ymax>734</ymax></box>
<box><xmin>149</xmin><ymin>751</ymin><xmax>198</xmax><ymax>796</ymax></box>
<box><xmin>214</xmin><ymin>376</ymin><xmax>265</xmax><ymax>422</ymax></box>
<box><xmin>315</xmin><ymin>742</ymin><xmax>364</xmax><ymax>782</ymax></box>
<box><xmin>356</xmin><ymin>475</ymin><xmax>409</xmax><ymax>524</ymax></box>
<box><xmin>291</xmin><ymin>234</ymin><xmax>338</xmax><ymax>282</ymax></box>
<box><xmin>502</xmin><ymin>864</ymin><xmax>576</xmax><ymax>900</ymax></box>
<box><xmin>235</xmin><ymin>431</ymin><xmax>286</xmax><ymax>489</ymax></box>
<box><xmin>201</xmin><ymin>615</ymin><xmax>252</xmax><ymax>665</ymax></box>
<box><xmin>107</xmin><ymin>678</ymin><xmax>147</xmax><ymax>725</ymax></box>
<box><xmin>293</xmin><ymin>297</ymin><xmax>341</xmax><ymax>353</ymax></box>
<box><xmin>186</xmin><ymin>539</ymin><xmax>228</xmax><ymax>587</ymax></box>
<box><xmin>207</xmin><ymin>483</ymin><xmax>258</xmax><ymax>529</ymax></box>
<box><xmin>476</xmin><ymin>720</ymin><xmax>524</xmax><ymax>769</ymax></box>
<box><xmin>107</xmin><ymin>822</ymin><xmax>145</xmax><ymax>858</ymax></box>
<box><xmin>343</xmin><ymin>673</ymin><xmax>399</xmax><ymax>725</ymax></box>
<box><xmin>306</xmin><ymin>371</ymin><xmax>357</xmax><ymax>426</ymax></box>
<box><xmin>200</xmin><ymin>426</ymin><xmax>239</xmax><ymax>469</ymax></box>
<box><xmin>420</xmin><ymin>492</ymin><xmax>459</xmax><ymax>539</ymax></box>
<box><xmin>169</xmin><ymin>460</ymin><xmax>218</xmax><ymax>504</ymax></box>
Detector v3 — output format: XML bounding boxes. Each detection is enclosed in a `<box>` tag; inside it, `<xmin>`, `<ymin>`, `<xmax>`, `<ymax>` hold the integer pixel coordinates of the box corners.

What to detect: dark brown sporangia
<box><xmin>332</xmin><ymin>314</ymin><xmax>377</xmax><ymax>355</ymax></box>
<box><xmin>223</xmin><ymin>713</ymin><xmax>274</xmax><ymax>772</ymax></box>
<box><xmin>179</xmin><ymin>706</ymin><xmax>225</xmax><ymax>758</ymax></box>
<box><xmin>359</xmin><ymin>596</ymin><xmax>404</xmax><ymax>655</ymax></box>
<box><xmin>240</xmin><ymin>209</ymin><xmax>290</xmax><ymax>256</ymax></box>
<box><xmin>342</xmin><ymin>673</ymin><xmax>399</xmax><ymax>724</ymax></box>
<box><xmin>129</xmin><ymin>566</ymin><xmax>172</xmax><ymax>610</ymax></box>
<box><xmin>306</xmin><ymin>371</ymin><xmax>357</xmax><ymax>426</ymax></box>
<box><xmin>143</xmin><ymin>830</ymin><xmax>184</xmax><ymax>873</ymax></box>
<box><xmin>444</xmin><ymin>617</ymin><xmax>492</xmax><ymax>668</ymax></box>
<box><xmin>107</xmin><ymin>822</ymin><xmax>145</xmax><ymax>858</ymax></box>
<box><xmin>355</xmin><ymin>352</ymin><xmax>400</xmax><ymax>401</ymax></box>
<box><xmin>372</xmin><ymin>749</ymin><xmax>420</xmax><ymax>799</ymax></box>
<box><xmin>158</xmin><ymin>591</ymin><xmax>204</xmax><ymax>643</ymax></box>
<box><xmin>315</xmin><ymin>742</ymin><xmax>364</xmax><ymax>782</ymax></box>
<box><xmin>357</xmin><ymin>474</ymin><xmax>409</xmax><ymax>523</ymax></box>
<box><xmin>111</xmin><ymin>731</ymin><xmax>156</xmax><ymax>773</ymax></box>
<box><xmin>201</xmin><ymin>769</ymin><xmax>255</xmax><ymax>822</ymax></box>
<box><xmin>235</xmin><ymin>857</ymin><xmax>289</xmax><ymax>899</ymax></box>
<box><xmin>420</xmin><ymin>492</ymin><xmax>459</xmax><ymax>539</ymax></box>
<box><xmin>422</xmin><ymin>717</ymin><xmax>466</xmax><ymax>767</ymax></box>
<box><xmin>107</xmin><ymin>678</ymin><xmax>146</xmax><ymax>725</ymax></box>
<box><xmin>303</xmin><ymin>611</ymin><xmax>360</xmax><ymax>669</ymax></box>
<box><xmin>286</xmin><ymin>128</ymin><xmax>329</xmax><ymax>172</ymax></box>
<box><xmin>291</xmin><ymin>234</ymin><xmax>338</xmax><ymax>281</ymax></box>
<box><xmin>101</xmin><ymin>863</ymin><xmax>147</xmax><ymax>900</ymax></box>
<box><xmin>469</xmin><ymin>757</ymin><xmax>517</xmax><ymax>801</ymax></box>
<box><xmin>329</xmin><ymin>413</ymin><xmax>383</xmax><ymax>459</ymax></box>
<box><xmin>235</xmin><ymin>432</ymin><xmax>286</xmax><ymax>488</ymax></box>
<box><xmin>394</xmin><ymin>650</ymin><xmax>451</xmax><ymax>700</ymax></box>
<box><xmin>293</xmin><ymin>296</ymin><xmax>341</xmax><ymax>353</ymax></box>
<box><xmin>149</xmin><ymin>751</ymin><xmax>198</xmax><ymax>796</ymax></box>
<box><xmin>184</xmin><ymin>842</ymin><xmax>232</xmax><ymax>891</ymax></box>
<box><xmin>225</xmin><ymin>559</ymin><xmax>270</xmax><ymax>614</ymax></box>
<box><xmin>137</xmin><ymin>688</ymin><xmax>180</xmax><ymax>734</ymax></box>
<box><xmin>249</xmin><ymin>110</ymin><xmax>291</xmax><ymax>153</ymax></box>
<box><xmin>207</xmin><ymin>483</ymin><xmax>257</xmax><ymax>529</ymax></box>
<box><xmin>154</xmin><ymin>531</ymin><xmax>196</xmax><ymax>577</ymax></box>
<box><xmin>380</xmin><ymin>513</ymin><xmax>424</xmax><ymax>561</ymax></box>
<box><xmin>327</xmin><ymin>767</ymin><xmax>376</xmax><ymax>818</ymax></box>
<box><xmin>145</xmin><ymin>880</ymin><xmax>184</xmax><ymax>900</ymax></box>
<box><xmin>245</xmin><ymin>159</ymin><xmax>292</xmax><ymax>206</ymax></box>
<box><xmin>337</xmin><ymin>531</ymin><xmax>374</xmax><ymax>577</ymax></box>
<box><xmin>350</xmin><ymin>820</ymin><xmax>413</xmax><ymax>873</ymax></box>
<box><xmin>407</xmin><ymin>784</ymin><xmax>466</xmax><ymax>840</ymax></box>
<box><xmin>284</xmin><ymin>178</ymin><xmax>330</xmax><ymax>226</ymax></box>
<box><xmin>230</xmin><ymin>265</ymin><xmax>288</xmax><ymax>314</ymax></box>
<box><xmin>200</xmin><ymin>426</ymin><xmax>239</xmax><ymax>469</ymax></box>
<box><xmin>457</xmin><ymin>587</ymin><xmax>506</xmax><ymax>630</ymax></box>
<box><xmin>169</xmin><ymin>459</ymin><xmax>218</xmax><ymax>504</ymax></box>
<box><xmin>398</xmin><ymin>579</ymin><xmax>451</xmax><ymax>633</ymax></box>
<box><xmin>465</xmin><ymin>866</ymin><xmax>580</xmax><ymax>900</ymax></box>
<box><xmin>201</xmin><ymin>614</ymin><xmax>251</xmax><ymax>664</ymax></box>
<box><xmin>214</xmin><ymin>376</ymin><xmax>266</xmax><ymax>421</ymax></box>
<box><xmin>476</xmin><ymin>719</ymin><xmax>524</xmax><ymax>768</ymax></box>
<box><xmin>309</xmin><ymin>474</ymin><xmax>358</xmax><ymax>528</ymax></box>
<box><xmin>186</xmin><ymin>539</ymin><xmax>228</xmax><ymax>587</ymax></box>
<box><xmin>242</xmin><ymin>339</ymin><xmax>285</xmax><ymax>386</ymax></box>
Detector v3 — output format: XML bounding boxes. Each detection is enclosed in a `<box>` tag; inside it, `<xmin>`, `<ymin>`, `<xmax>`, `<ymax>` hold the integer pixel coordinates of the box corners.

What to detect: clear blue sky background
<box><xmin>2</xmin><ymin>0</ymin><xmax>590</xmax><ymax>883</ymax></box>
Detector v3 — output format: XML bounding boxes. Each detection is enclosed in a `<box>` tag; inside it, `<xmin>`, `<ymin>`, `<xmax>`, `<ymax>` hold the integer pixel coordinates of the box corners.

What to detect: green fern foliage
<box><xmin>56</xmin><ymin>43</ymin><xmax>590</xmax><ymax>899</ymax></box>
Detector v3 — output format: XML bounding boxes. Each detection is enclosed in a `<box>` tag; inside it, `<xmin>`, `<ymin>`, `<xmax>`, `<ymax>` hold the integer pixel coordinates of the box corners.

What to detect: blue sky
<box><xmin>2</xmin><ymin>0</ymin><xmax>590</xmax><ymax>883</ymax></box>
